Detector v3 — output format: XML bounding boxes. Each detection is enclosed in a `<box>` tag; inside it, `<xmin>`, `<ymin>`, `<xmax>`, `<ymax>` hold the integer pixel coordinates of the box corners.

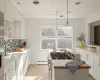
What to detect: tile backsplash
<box><xmin>4</xmin><ymin>39</ymin><xmax>26</xmax><ymax>53</ymax></box>
<box><xmin>4</xmin><ymin>39</ymin><xmax>21</xmax><ymax>53</ymax></box>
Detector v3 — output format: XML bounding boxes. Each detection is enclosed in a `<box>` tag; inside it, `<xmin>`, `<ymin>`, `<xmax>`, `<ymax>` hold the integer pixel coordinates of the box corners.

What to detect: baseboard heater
<box><xmin>36</xmin><ymin>61</ymin><xmax>48</xmax><ymax>64</ymax></box>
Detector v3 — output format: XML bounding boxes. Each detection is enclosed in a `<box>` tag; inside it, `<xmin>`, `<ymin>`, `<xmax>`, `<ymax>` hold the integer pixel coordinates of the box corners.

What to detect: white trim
<box><xmin>40</xmin><ymin>25</ymin><xmax>74</xmax><ymax>50</ymax></box>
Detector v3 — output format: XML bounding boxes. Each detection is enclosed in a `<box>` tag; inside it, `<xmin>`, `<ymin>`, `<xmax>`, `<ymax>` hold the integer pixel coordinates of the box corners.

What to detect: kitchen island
<box><xmin>51</xmin><ymin>60</ymin><xmax>90</xmax><ymax>80</ymax></box>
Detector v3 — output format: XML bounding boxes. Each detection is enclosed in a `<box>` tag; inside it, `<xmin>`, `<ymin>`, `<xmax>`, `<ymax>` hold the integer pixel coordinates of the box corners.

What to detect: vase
<box><xmin>80</xmin><ymin>41</ymin><xmax>83</xmax><ymax>48</ymax></box>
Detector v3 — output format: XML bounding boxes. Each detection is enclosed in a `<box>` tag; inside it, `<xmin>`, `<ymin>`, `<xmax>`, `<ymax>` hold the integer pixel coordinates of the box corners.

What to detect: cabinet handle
<box><xmin>99</xmin><ymin>59</ymin><xmax>100</xmax><ymax>66</ymax></box>
<box><xmin>86</xmin><ymin>54</ymin><xmax>88</xmax><ymax>60</ymax></box>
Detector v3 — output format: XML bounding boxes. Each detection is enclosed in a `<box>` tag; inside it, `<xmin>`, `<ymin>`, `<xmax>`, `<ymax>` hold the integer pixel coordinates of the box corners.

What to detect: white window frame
<box><xmin>40</xmin><ymin>25</ymin><xmax>73</xmax><ymax>50</ymax></box>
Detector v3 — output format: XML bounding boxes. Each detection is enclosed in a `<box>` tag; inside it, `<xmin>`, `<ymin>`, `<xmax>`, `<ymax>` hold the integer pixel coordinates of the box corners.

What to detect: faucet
<box><xmin>4</xmin><ymin>40</ymin><xmax>7</xmax><ymax>56</ymax></box>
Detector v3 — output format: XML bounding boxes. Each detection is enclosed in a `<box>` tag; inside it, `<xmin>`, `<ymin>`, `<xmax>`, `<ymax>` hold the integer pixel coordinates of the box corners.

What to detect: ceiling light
<box><xmin>75</xmin><ymin>0</ymin><xmax>81</xmax><ymax>5</ymax></box>
<box><xmin>17</xmin><ymin>2</ymin><xmax>20</xmax><ymax>4</ymax></box>
<box><xmin>33</xmin><ymin>0</ymin><xmax>40</xmax><ymax>4</ymax></box>
<box><xmin>17</xmin><ymin>0</ymin><xmax>20</xmax><ymax>4</ymax></box>
<box><xmin>60</xmin><ymin>15</ymin><xmax>63</xmax><ymax>17</ymax></box>
<box><xmin>75</xmin><ymin>2</ymin><xmax>81</xmax><ymax>5</ymax></box>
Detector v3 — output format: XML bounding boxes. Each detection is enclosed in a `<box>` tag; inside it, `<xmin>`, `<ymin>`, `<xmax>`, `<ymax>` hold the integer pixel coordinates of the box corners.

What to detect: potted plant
<box><xmin>77</xmin><ymin>33</ymin><xmax>85</xmax><ymax>48</ymax></box>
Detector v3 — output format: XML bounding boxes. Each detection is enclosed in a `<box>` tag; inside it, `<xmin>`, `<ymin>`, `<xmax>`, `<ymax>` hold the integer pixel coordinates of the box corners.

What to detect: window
<box><xmin>41</xmin><ymin>26</ymin><xmax>73</xmax><ymax>49</ymax></box>
<box><xmin>41</xmin><ymin>39</ymin><xmax>56</xmax><ymax>49</ymax></box>
<box><xmin>42</xmin><ymin>28</ymin><xmax>56</xmax><ymax>37</ymax></box>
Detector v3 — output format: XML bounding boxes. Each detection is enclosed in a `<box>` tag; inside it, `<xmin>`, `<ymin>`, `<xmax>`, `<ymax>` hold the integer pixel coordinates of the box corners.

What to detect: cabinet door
<box><xmin>15</xmin><ymin>21</ymin><xmax>21</xmax><ymax>39</ymax></box>
<box><xmin>94</xmin><ymin>55</ymin><xmax>100</xmax><ymax>80</ymax></box>
<box><xmin>23</xmin><ymin>54</ymin><xmax>28</xmax><ymax>76</ymax></box>
<box><xmin>80</xmin><ymin>50</ymin><xmax>86</xmax><ymax>61</ymax></box>
<box><xmin>86</xmin><ymin>53</ymin><xmax>94</xmax><ymax>76</ymax></box>
<box><xmin>76</xmin><ymin>48</ymin><xmax>80</xmax><ymax>53</ymax></box>
<box><xmin>0</xmin><ymin>0</ymin><xmax>5</xmax><ymax>13</ymax></box>
<box><xmin>80</xmin><ymin>50</ymin><xmax>94</xmax><ymax>76</ymax></box>
<box><xmin>4</xmin><ymin>21</ymin><xmax>13</xmax><ymax>39</ymax></box>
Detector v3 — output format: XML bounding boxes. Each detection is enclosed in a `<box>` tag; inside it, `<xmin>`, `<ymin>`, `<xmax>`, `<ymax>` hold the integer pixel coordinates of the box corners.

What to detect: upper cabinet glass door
<box><xmin>4</xmin><ymin>21</ymin><xmax>13</xmax><ymax>39</ymax></box>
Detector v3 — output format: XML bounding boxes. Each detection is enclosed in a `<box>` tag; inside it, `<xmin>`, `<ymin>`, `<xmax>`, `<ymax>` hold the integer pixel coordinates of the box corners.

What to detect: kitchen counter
<box><xmin>76</xmin><ymin>47</ymin><xmax>100</xmax><ymax>57</ymax></box>
<box><xmin>52</xmin><ymin>60</ymin><xmax>90</xmax><ymax>69</ymax></box>
<box><xmin>4</xmin><ymin>48</ymin><xmax>30</xmax><ymax>68</ymax></box>
<box><xmin>4</xmin><ymin>48</ymin><xmax>30</xmax><ymax>59</ymax></box>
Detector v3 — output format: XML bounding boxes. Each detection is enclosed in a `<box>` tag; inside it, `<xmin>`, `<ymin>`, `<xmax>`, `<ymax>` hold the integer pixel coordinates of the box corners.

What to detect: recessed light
<box><xmin>75</xmin><ymin>1</ymin><xmax>81</xmax><ymax>5</ymax></box>
<box><xmin>60</xmin><ymin>15</ymin><xmax>63</xmax><ymax>17</ymax></box>
<box><xmin>33</xmin><ymin>0</ymin><xmax>40</xmax><ymax>4</ymax></box>
<box><xmin>17</xmin><ymin>2</ymin><xmax>20</xmax><ymax>4</ymax></box>
<box><xmin>68</xmin><ymin>11</ymin><xmax>71</xmax><ymax>13</ymax></box>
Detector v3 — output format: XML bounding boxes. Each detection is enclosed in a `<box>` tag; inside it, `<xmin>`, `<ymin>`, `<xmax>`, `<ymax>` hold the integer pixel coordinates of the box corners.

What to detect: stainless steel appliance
<box><xmin>0</xmin><ymin>51</ymin><xmax>4</xmax><ymax>80</ymax></box>
<box><xmin>0</xmin><ymin>11</ymin><xmax>4</xmax><ymax>80</ymax></box>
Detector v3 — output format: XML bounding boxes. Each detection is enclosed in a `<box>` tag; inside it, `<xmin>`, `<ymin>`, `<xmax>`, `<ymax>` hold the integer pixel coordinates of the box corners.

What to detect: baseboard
<box><xmin>36</xmin><ymin>61</ymin><xmax>48</xmax><ymax>65</ymax></box>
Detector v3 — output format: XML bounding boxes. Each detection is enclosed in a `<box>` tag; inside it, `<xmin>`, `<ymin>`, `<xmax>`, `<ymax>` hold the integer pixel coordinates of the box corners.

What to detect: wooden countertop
<box><xmin>52</xmin><ymin>60</ymin><xmax>91</xmax><ymax>69</ymax></box>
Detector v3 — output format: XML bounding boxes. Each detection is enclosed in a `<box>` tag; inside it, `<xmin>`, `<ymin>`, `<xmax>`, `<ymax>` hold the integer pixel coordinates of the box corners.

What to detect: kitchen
<box><xmin>0</xmin><ymin>0</ymin><xmax>100</xmax><ymax>80</ymax></box>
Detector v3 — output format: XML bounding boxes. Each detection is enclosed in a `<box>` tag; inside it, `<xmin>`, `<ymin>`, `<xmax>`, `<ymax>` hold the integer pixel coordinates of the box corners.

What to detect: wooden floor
<box><xmin>24</xmin><ymin>65</ymin><xmax>94</xmax><ymax>80</ymax></box>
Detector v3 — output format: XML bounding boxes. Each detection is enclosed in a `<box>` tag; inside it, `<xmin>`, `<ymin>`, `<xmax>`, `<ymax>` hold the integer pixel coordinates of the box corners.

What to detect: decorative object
<box><xmin>88</xmin><ymin>45</ymin><xmax>96</xmax><ymax>52</ymax></box>
<box><xmin>77</xmin><ymin>33</ymin><xmax>85</xmax><ymax>48</ymax></box>
<box><xmin>20</xmin><ymin>41</ymin><xmax>27</xmax><ymax>48</ymax></box>
<box><xmin>80</xmin><ymin>41</ymin><xmax>83</xmax><ymax>48</ymax></box>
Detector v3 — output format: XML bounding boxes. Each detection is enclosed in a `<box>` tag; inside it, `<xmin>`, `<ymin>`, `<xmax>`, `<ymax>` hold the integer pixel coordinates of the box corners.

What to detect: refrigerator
<box><xmin>0</xmin><ymin>11</ymin><xmax>4</xmax><ymax>80</ymax></box>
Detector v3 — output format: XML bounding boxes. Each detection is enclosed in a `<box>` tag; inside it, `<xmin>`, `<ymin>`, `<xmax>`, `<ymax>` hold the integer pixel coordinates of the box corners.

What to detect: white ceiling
<box><xmin>10</xmin><ymin>0</ymin><xmax>100</xmax><ymax>18</ymax></box>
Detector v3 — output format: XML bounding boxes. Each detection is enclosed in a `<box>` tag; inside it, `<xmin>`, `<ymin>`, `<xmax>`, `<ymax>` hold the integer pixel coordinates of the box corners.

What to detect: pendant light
<box><xmin>65</xmin><ymin>0</ymin><xmax>69</xmax><ymax>27</ymax></box>
<box><xmin>56</xmin><ymin>11</ymin><xmax>59</xmax><ymax>30</ymax></box>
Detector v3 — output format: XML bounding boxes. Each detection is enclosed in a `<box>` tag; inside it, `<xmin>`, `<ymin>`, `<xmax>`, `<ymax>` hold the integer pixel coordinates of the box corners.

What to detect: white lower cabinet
<box><xmin>94</xmin><ymin>55</ymin><xmax>100</xmax><ymax>80</ymax></box>
<box><xmin>82</xmin><ymin>52</ymin><xmax>94</xmax><ymax>76</ymax></box>
<box><xmin>86</xmin><ymin>53</ymin><xmax>94</xmax><ymax>76</ymax></box>
<box><xmin>5</xmin><ymin>61</ymin><xmax>15</xmax><ymax>80</ymax></box>
<box><xmin>76</xmin><ymin>48</ymin><xmax>100</xmax><ymax>80</ymax></box>
<box><xmin>5</xmin><ymin>49</ymin><xmax>31</xmax><ymax>80</ymax></box>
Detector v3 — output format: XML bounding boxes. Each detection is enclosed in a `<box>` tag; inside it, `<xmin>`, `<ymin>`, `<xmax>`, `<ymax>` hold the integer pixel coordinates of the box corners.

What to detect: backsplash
<box><xmin>4</xmin><ymin>39</ymin><xmax>21</xmax><ymax>53</ymax></box>
<box><xmin>4</xmin><ymin>39</ymin><xmax>26</xmax><ymax>53</ymax></box>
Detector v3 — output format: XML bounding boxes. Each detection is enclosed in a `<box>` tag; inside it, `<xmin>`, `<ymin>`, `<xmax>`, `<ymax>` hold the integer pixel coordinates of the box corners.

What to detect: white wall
<box><xmin>85</xmin><ymin>11</ymin><xmax>100</xmax><ymax>45</ymax></box>
<box><xmin>26</xmin><ymin>18</ymin><xmax>85</xmax><ymax>64</ymax></box>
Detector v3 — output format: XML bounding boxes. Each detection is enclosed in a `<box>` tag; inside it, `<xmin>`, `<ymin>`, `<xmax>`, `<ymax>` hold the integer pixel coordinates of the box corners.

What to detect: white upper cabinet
<box><xmin>20</xmin><ymin>17</ymin><xmax>26</xmax><ymax>39</ymax></box>
<box><xmin>4</xmin><ymin>0</ymin><xmax>26</xmax><ymax>39</ymax></box>
<box><xmin>0</xmin><ymin>0</ymin><xmax>5</xmax><ymax>13</ymax></box>
<box><xmin>16</xmin><ymin>10</ymin><xmax>26</xmax><ymax>39</ymax></box>
<box><xmin>15</xmin><ymin>21</ymin><xmax>21</xmax><ymax>39</ymax></box>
